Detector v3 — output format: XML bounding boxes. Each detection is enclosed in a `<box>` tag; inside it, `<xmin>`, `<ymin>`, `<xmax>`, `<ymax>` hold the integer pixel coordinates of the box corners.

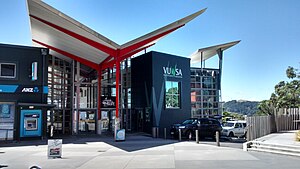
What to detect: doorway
<box><xmin>136</xmin><ymin>108</ymin><xmax>144</xmax><ymax>132</ymax></box>
<box><xmin>78</xmin><ymin>110</ymin><xmax>96</xmax><ymax>133</ymax></box>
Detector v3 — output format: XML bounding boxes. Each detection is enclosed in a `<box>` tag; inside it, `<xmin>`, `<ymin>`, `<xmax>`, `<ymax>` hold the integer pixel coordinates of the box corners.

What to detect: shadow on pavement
<box><xmin>0</xmin><ymin>132</ymin><xmax>179</xmax><ymax>152</ymax></box>
<box><xmin>0</xmin><ymin>132</ymin><xmax>246</xmax><ymax>152</ymax></box>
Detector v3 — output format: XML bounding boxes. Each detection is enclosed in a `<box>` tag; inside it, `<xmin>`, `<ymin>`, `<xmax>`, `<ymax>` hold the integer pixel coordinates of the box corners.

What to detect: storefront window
<box><xmin>0</xmin><ymin>104</ymin><xmax>11</xmax><ymax>118</ymax></box>
<box><xmin>165</xmin><ymin>81</ymin><xmax>180</xmax><ymax>109</ymax></box>
<box><xmin>0</xmin><ymin>102</ymin><xmax>15</xmax><ymax>140</ymax></box>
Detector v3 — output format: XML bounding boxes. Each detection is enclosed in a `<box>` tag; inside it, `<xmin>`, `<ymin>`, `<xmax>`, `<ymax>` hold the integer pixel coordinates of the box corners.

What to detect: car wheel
<box><xmin>228</xmin><ymin>132</ymin><xmax>234</xmax><ymax>137</ymax></box>
<box><xmin>243</xmin><ymin>132</ymin><xmax>247</xmax><ymax>139</ymax></box>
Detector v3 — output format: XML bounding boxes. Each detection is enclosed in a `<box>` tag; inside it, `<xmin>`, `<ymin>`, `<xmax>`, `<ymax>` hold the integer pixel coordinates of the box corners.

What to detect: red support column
<box><xmin>97</xmin><ymin>67</ymin><xmax>102</xmax><ymax>120</ymax></box>
<box><xmin>115</xmin><ymin>60</ymin><xmax>120</xmax><ymax>118</ymax></box>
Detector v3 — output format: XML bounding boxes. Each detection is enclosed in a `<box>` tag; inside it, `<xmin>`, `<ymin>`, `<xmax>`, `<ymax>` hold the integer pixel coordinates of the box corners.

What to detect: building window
<box><xmin>0</xmin><ymin>63</ymin><xmax>16</xmax><ymax>78</ymax></box>
<box><xmin>0</xmin><ymin>103</ymin><xmax>13</xmax><ymax>118</ymax></box>
<box><xmin>165</xmin><ymin>81</ymin><xmax>180</xmax><ymax>109</ymax></box>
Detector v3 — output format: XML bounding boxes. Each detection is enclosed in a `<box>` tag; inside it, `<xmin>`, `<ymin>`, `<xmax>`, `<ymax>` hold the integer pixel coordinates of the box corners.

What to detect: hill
<box><xmin>223</xmin><ymin>100</ymin><xmax>259</xmax><ymax>115</ymax></box>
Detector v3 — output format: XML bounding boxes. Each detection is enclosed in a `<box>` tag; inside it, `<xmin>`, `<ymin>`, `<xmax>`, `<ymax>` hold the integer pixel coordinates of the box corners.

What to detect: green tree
<box><xmin>257</xmin><ymin>100</ymin><xmax>275</xmax><ymax>115</ymax></box>
<box><xmin>256</xmin><ymin>66</ymin><xmax>300</xmax><ymax>115</ymax></box>
<box><xmin>286</xmin><ymin>66</ymin><xmax>297</xmax><ymax>79</ymax></box>
<box><xmin>166</xmin><ymin>87</ymin><xmax>179</xmax><ymax>108</ymax></box>
<box><xmin>271</xmin><ymin>66</ymin><xmax>300</xmax><ymax>109</ymax></box>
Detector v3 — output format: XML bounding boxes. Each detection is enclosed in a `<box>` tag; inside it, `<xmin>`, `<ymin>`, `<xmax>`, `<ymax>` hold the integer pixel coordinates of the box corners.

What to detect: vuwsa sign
<box><xmin>163</xmin><ymin>65</ymin><xmax>182</xmax><ymax>78</ymax></box>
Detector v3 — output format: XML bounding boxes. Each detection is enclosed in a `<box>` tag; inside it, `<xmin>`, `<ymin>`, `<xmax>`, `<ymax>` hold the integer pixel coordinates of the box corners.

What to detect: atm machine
<box><xmin>20</xmin><ymin>109</ymin><xmax>42</xmax><ymax>137</ymax></box>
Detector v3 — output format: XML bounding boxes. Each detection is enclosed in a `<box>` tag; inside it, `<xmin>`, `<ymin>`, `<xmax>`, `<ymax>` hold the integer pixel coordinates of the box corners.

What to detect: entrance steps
<box><xmin>245</xmin><ymin>141</ymin><xmax>300</xmax><ymax>157</ymax></box>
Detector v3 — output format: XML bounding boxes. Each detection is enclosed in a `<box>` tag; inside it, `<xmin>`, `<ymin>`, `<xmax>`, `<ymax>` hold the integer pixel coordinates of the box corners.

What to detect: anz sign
<box><xmin>0</xmin><ymin>85</ymin><xmax>47</xmax><ymax>94</ymax></box>
<box><xmin>21</xmin><ymin>87</ymin><xmax>40</xmax><ymax>93</ymax></box>
<box><xmin>162</xmin><ymin>64</ymin><xmax>182</xmax><ymax>78</ymax></box>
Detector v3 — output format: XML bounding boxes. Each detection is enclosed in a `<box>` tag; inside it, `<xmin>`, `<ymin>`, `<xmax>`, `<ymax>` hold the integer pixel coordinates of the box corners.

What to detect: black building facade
<box><xmin>0</xmin><ymin>44</ymin><xmax>50</xmax><ymax>140</ymax></box>
<box><xmin>131</xmin><ymin>51</ymin><xmax>191</xmax><ymax>136</ymax></box>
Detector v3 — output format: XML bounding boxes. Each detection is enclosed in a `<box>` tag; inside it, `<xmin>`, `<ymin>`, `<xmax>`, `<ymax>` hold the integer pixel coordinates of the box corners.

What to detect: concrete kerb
<box><xmin>243</xmin><ymin>141</ymin><xmax>252</xmax><ymax>151</ymax></box>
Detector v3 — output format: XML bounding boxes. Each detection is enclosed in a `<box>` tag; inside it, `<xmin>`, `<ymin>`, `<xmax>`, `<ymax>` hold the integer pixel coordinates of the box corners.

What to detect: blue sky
<box><xmin>1</xmin><ymin>0</ymin><xmax>299</xmax><ymax>101</ymax></box>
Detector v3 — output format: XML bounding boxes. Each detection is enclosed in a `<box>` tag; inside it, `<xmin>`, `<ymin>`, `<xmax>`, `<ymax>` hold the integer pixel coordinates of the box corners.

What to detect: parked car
<box><xmin>170</xmin><ymin>118</ymin><xmax>222</xmax><ymax>139</ymax></box>
<box><xmin>221</xmin><ymin>120</ymin><xmax>247</xmax><ymax>138</ymax></box>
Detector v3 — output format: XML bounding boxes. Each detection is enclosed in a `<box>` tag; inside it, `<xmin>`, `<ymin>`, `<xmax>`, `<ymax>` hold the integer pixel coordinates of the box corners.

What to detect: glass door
<box><xmin>79</xmin><ymin>110</ymin><xmax>96</xmax><ymax>133</ymax></box>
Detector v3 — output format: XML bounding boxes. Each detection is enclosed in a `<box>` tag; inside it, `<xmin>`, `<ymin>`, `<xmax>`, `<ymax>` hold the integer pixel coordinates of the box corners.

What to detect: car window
<box><xmin>192</xmin><ymin>120</ymin><xmax>198</xmax><ymax>125</ymax></box>
<box><xmin>223</xmin><ymin>122</ymin><xmax>234</xmax><ymax>127</ymax></box>
<box><xmin>182</xmin><ymin>119</ymin><xmax>194</xmax><ymax>124</ymax></box>
<box><xmin>212</xmin><ymin>120</ymin><xmax>220</xmax><ymax>125</ymax></box>
<box><xmin>235</xmin><ymin>123</ymin><xmax>242</xmax><ymax>128</ymax></box>
<box><xmin>242</xmin><ymin>123</ymin><xmax>247</xmax><ymax>128</ymax></box>
<box><xmin>208</xmin><ymin>120</ymin><xmax>213</xmax><ymax>124</ymax></box>
<box><xmin>182</xmin><ymin>119</ymin><xmax>197</xmax><ymax>125</ymax></box>
<box><xmin>201</xmin><ymin>119</ymin><xmax>209</xmax><ymax>125</ymax></box>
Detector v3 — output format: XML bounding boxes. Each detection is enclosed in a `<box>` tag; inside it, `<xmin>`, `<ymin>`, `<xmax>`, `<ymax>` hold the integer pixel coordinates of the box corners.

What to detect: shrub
<box><xmin>296</xmin><ymin>130</ymin><xmax>300</xmax><ymax>142</ymax></box>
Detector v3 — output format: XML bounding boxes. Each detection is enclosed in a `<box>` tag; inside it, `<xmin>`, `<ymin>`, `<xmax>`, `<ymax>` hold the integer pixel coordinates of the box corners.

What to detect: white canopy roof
<box><xmin>27</xmin><ymin>0</ymin><xmax>206</xmax><ymax>69</ymax></box>
<box><xmin>190</xmin><ymin>40</ymin><xmax>240</xmax><ymax>63</ymax></box>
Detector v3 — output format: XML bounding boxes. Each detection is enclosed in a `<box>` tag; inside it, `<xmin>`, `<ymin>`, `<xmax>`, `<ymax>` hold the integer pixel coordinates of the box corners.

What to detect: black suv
<box><xmin>170</xmin><ymin>118</ymin><xmax>222</xmax><ymax>139</ymax></box>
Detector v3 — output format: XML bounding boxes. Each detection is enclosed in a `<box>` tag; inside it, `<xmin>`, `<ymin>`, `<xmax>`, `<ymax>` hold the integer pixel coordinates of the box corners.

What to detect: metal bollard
<box><xmin>152</xmin><ymin>127</ymin><xmax>157</xmax><ymax>138</ymax></box>
<box><xmin>196</xmin><ymin>130</ymin><xmax>199</xmax><ymax>144</ymax></box>
<box><xmin>164</xmin><ymin>128</ymin><xmax>167</xmax><ymax>139</ymax></box>
<box><xmin>5</xmin><ymin>129</ymin><xmax>8</xmax><ymax>141</ymax></box>
<box><xmin>178</xmin><ymin>129</ymin><xmax>182</xmax><ymax>141</ymax></box>
<box><xmin>156</xmin><ymin>127</ymin><xmax>159</xmax><ymax>138</ymax></box>
<box><xmin>216</xmin><ymin>131</ymin><xmax>220</xmax><ymax>147</ymax></box>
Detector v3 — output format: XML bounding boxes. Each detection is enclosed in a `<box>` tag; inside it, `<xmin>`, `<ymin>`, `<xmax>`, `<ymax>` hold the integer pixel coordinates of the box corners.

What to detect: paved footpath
<box><xmin>254</xmin><ymin>130</ymin><xmax>300</xmax><ymax>146</ymax></box>
<box><xmin>0</xmin><ymin>135</ymin><xmax>299</xmax><ymax>169</ymax></box>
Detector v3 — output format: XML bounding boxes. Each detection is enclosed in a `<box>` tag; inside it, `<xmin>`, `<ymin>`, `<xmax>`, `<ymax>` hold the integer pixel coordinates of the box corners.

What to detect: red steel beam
<box><xmin>30</xmin><ymin>15</ymin><xmax>117</xmax><ymax>57</ymax></box>
<box><xmin>101</xmin><ymin>55</ymin><xmax>115</xmax><ymax>65</ymax></box>
<box><xmin>118</xmin><ymin>43</ymin><xmax>155</xmax><ymax>62</ymax></box>
<box><xmin>101</xmin><ymin>60</ymin><xmax>116</xmax><ymax>70</ymax></box>
<box><xmin>119</xmin><ymin>25</ymin><xmax>184</xmax><ymax>57</ymax></box>
<box><xmin>33</xmin><ymin>39</ymin><xmax>99</xmax><ymax>70</ymax></box>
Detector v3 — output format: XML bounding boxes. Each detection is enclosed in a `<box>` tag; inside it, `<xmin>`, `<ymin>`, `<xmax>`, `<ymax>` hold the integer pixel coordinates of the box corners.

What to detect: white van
<box><xmin>221</xmin><ymin>120</ymin><xmax>247</xmax><ymax>138</ymax></box>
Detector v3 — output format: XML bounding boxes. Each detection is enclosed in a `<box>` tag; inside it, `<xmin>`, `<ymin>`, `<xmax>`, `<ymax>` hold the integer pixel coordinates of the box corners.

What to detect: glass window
<box><xmin>200</xmin><ymin>119</ymin><xmax>209</xmax><ymax>124</ymax></box>
<box><xmin>0</xmin><ymin>63</ymin><xmax>16</xmax><ymax>78</ymax></box>
<box><xmin>182</xmin><ymin>119</ymin><xmax>197</xmax><ymax>125</ymax></box>
<box><xmin>190</xmin><ymin>83</ymin><xmax>195</xmax><ymax>88</ymax></box>
<box><xmin>235</xmin><ymin>123</ymin><xmax>242</xmax><ymax>128</ymax></box>
<box><xmin>223</xmin><ymin>122</ymin><xmax>235</xmax><ymax>127</ymax></box>
<box><xmin>0</xmin><ymin>104</ymin><xmax>12</xmax><ymax>118</ymax></box>
<box><xmin>165</xmin><ymin>81</ymin><xmax>180</xmax><ymax>109</ymax></box>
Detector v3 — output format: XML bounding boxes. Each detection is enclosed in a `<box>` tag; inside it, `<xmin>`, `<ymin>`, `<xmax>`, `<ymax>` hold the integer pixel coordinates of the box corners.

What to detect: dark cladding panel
<box><xmin>131</xmin><ymin>51</ymin><xmax>191</xmax><ymax>135</ymax></box>
<box><xmin>151</xmin><ymin>52</ymin><xmax>191</xmax><ymax>133</ymax></box>
<box><xmin>0</xmin><ymin>44</ymin><xmax>49</xmax><ymax>103</ymax></box>
<box><xmin>131</xmin><ymin>53</ymin><xmax>153</xmax><ymax>108</ymax></box>
<box><xmin>131</xmin><ymin>52</ymin><xmax>153</xmax><ymax>132</ymax></box>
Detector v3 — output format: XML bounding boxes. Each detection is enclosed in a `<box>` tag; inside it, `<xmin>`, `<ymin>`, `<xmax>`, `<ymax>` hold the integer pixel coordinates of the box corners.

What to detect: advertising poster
<box><xmin>48</xmin><ymin>139</ymin><xmax>62</xmax><ymax>158</ymax></box>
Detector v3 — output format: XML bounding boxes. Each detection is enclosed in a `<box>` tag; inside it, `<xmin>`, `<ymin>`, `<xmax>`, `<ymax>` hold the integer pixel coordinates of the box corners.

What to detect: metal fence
<box><xmin>246</xmin><ymin>108</ymin><xmax>300</xmax><ymax>141</ymax></box>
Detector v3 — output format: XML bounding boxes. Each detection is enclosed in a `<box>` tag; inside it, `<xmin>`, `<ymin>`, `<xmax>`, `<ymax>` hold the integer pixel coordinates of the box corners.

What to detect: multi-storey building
<box><xmin>189</xmin><ymin>41</ymin><xmax>240</xmax><ymax>119</ymax></box>
<box><xmin>191</xmin><ymin>68</ymin><xmax>221</xmax><ymax>118</ymax></box>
